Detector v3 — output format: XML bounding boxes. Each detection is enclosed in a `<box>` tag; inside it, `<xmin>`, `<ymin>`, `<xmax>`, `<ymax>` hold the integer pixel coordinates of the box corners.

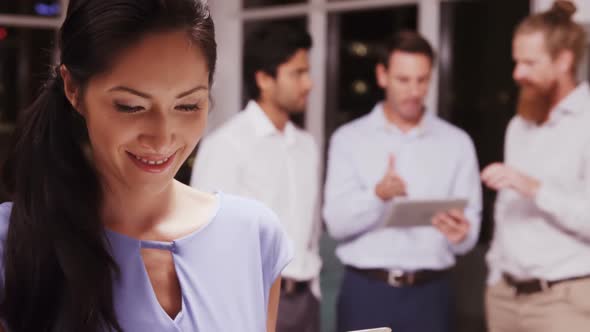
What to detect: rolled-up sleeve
<box><xmin>534</xmin><ymin>141</ymin><xmax>590</xmax><ymax>238</ymax></box>
<box><xmin>322</xmin><ymin>129</ymin><xmax>387</xmax><ymax>241</ymax></box>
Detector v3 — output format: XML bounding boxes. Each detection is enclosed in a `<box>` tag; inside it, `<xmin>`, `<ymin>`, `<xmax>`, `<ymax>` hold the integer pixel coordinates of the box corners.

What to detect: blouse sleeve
<box><xmin>257</xmin><ymin>204</ymin><xmax>293</xmax><ymax>288</ymax></box>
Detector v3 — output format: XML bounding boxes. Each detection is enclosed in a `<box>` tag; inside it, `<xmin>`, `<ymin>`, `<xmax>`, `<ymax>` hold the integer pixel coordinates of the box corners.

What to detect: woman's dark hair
<box><xmin>243</xmin><ymin>23</ymin><xmax>312</xmax><ymax>100</ymax></box>
<box><xmin>0</xmin><ymin>0</ymin><xmax>216</xmax><ymax>331</ymax></box>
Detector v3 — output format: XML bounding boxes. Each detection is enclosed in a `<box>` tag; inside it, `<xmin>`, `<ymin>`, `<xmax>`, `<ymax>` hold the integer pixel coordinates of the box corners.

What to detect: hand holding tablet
<box><xmin>384</xmin><ymin>198</ymin><xmax>468</xmax><ymax>228</ymax></box>
<box><xmin>384</xmin><ymin>197</ymin><xmax>471</xmax><ymax>244</ymax></box>
<box><xmin>432</xmin><ymin>208</ymin><xmax>471</xmax><ymax>244</ymax></box>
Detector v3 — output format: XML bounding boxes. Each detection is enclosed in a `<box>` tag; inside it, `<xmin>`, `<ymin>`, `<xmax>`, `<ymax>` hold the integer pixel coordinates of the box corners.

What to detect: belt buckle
<box><xmin>388</xmin><ymin>269</ymin><xmax>405</xmax><ymax>287</ymax></box>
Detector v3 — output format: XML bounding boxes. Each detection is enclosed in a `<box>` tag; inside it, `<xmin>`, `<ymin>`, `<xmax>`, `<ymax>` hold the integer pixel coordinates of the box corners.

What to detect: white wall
<box><xmin>533</xmin><ymin>0</ymin><xmax>590</xmax><ymax>81</ymax></box>
<box><xmin>534</xmin><ymin>0</ymin><xmax>590</xmax><ymax>22</ymax></box>
<box><xmin>208</xmin><ymin>1</ymin><xmax>242</xmax><ymax>133</ymax></box>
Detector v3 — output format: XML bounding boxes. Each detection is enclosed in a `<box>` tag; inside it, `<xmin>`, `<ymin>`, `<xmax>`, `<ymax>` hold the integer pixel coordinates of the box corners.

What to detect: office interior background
<box><xmin>1</xmin><ymin>0</ymin><xmax>590</xmax><ymax>331</ymax></box>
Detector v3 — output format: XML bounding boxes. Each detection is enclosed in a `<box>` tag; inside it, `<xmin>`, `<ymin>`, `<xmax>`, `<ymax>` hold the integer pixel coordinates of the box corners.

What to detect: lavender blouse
<box><xmin>0</xmin><ymin>192</ymin><xmax>293</xmax><ymax>331</ymax></box>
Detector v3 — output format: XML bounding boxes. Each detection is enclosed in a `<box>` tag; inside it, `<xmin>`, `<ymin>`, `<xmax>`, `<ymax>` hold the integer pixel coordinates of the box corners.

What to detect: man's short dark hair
<box><xmin>244</xmin><ymin>24</ymin><xmax>312</xmax><ymax>100</ymax></box>
<box><xmin>377</xmin><ymin>30</ymin><xmax>436</xmax><ymax>67</ymax></box>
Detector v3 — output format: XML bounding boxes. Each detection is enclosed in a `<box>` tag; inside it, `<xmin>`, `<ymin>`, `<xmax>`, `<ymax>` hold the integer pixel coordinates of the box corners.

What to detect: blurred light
<box><xmin>349</xmin><ymin>42</ymin><xmax>368</xmax><ymax>57</ymax></box>
<box><xmin>0</xmin><ymin>28</ymin><xmax>7</xmax><ymax>41</ymax></box>
<box><xmin>352</xmin><ymin>80</ymin><xmax>368</xmax><ymax>95</ymax></box>
<box><xmin>35</xmin><ymin>2</ymin><xmax>61</xmax><ymax>17</ymax></box>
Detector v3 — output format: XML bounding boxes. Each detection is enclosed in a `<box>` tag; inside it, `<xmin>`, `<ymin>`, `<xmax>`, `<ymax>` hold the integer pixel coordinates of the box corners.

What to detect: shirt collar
<box><xmin>245</xmin><ymin>100</ymin><xmax>297</xmax><ymax>145</ymax></box>
<box><xmin>549</xmin><ymin>81</ymin><xmax>590</xmax><ymax>122</ymax></box>
<box><xmin>368</xmin><ymin>102</ymin><xmax>433</xmax><ymax>137</ymax></box>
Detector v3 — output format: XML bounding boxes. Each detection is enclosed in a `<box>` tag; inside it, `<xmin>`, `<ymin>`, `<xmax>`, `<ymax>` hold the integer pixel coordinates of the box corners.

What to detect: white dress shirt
<box><xmin>487</xmin><ymin>82</ymin><xmax>590</xmax><ymax>284</ymax></box>
<box><xmin>190</xmin><ymin>101</ymin><xmax>322</xmax><ymax>294</ymax></box>
<box><xmin>323</xmin><ymin>103</ymin><xmax>482</xmax><ymax>271</ymax></box>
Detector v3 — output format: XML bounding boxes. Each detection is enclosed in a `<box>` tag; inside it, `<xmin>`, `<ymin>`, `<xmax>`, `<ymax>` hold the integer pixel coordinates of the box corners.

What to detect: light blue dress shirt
<box><xmin>323</xmin><ymin>103</ymin><xmax>482</xmax><ymax>271</ymax></box>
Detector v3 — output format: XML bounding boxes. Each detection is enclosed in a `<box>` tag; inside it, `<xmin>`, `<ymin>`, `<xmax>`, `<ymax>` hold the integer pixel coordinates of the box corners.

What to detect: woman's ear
<box><xmin>59</xmin><ymin>65</ymin><xmax>83</xmax><ymax>115</ymax></box>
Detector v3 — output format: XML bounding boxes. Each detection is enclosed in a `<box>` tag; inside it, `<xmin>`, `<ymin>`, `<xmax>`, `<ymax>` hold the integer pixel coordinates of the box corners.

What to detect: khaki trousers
<box><xmin>486</xmin><ymin>277</ymin><xmax>590</xmax><ymax>332</ymax></box>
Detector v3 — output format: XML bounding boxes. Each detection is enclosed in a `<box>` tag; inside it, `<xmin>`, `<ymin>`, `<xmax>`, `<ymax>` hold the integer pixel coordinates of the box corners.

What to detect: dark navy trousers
<box><xmin>336</xmin><ymin>268</ymin><xmax>453</xmax><ymax>332</ymax></box>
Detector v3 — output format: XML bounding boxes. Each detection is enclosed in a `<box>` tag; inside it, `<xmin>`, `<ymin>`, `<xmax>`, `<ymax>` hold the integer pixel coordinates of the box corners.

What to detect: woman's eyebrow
<box><xmin>107</xmin><ymin>85</ymin><xmax>208</xmax><ymax>99</ymax></box>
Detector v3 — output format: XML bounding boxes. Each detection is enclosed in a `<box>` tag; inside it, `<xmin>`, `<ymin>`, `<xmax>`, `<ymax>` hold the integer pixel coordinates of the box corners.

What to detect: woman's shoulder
<box><xmin>178</xmin><ymin>187</ymin><xmax>293</xmax><ymax>284</ymax></box>
<box><xmin>217</xmin><ymin>192</ymin><xmax>280</xmax><ymax>227</ymax></box>
<box><xmin>217</xmin><ymin>193</ymin><xmax>293</xmax><ymax>281</ymax></box>
<box><xmin>203</xmin><ymin>192</ymin><xmax>289</xmax><ymax>251</ymax></box>
<box><xmin>179</xmin><ymin>183</ymin><xmax>281</xmax><ymax>233</ymax></box>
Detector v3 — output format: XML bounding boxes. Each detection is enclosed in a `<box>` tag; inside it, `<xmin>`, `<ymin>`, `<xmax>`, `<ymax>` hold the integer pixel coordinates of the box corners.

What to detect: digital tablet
<box><xmin>384</xmin><ymin>198</ymin><xmax>468</xmax><ymax>228</ymax></box>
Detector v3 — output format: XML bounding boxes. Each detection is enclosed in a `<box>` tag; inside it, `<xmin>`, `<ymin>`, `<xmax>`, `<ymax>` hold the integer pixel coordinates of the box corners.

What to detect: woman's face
<box><xmin>74</xmin><ymin>30</ymin><xmax>210</xmax><ymax>192</ymax></box>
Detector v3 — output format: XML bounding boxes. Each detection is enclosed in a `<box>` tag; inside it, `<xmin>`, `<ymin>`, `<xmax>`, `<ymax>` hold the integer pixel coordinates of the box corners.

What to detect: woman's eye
<box><xmin>114</xmin><ymin>103</ymin><xmax>144</xmax><ymax>113</ymax></box>
<box><xmin>175</xmin><ymin>104</ymin><xmax>200</xmax><ymax>112</ymax></box>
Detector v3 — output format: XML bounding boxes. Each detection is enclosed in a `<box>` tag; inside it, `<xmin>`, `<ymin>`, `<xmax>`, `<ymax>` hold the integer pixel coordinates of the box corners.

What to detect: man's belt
<box><xmin>347</xmin><ymin>266</ymin><xmax>450</xmax><ymax>287</ymax></box>
<box><xmin>503</xmin><ymin>273</ymin><xmax>590</xmax><ymax>295</ymax></box>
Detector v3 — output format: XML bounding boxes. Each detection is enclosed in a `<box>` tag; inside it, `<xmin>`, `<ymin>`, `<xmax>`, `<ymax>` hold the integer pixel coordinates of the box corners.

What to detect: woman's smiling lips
<box><xmin>126</xmin><ymin>151</ymin><xmax>177</xmax><ymax>173</ymax></box>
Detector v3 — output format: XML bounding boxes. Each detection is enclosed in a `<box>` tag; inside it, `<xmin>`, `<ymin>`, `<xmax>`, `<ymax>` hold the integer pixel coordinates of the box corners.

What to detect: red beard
<box><xmin>516</xmin><ymin>83</ymin><xmax>555</xmax><ymax>125</ymax></box>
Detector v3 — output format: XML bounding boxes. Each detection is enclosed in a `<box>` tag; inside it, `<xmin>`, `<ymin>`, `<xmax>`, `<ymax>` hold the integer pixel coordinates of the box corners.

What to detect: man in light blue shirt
<box><xmin>323</xmin><ymin>31</ymin><xmax>482</xmax><ymax>332</ymax></box>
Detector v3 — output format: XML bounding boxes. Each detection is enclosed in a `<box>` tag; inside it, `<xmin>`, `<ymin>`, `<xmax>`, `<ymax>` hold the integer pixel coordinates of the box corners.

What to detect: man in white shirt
<box><xmin>190</xmin><ymin>24</ymin><xmax>321</xmax><ymax>332</ymax></box>
<box><xmin>323</xmin><ymin>31</ymin><xmax>482</xmax><ymax>332</ymax></box>
<box><xmin>482</xmin><ymin>2</ymin><xmax>590</xmax><ymax>331</ymax></box>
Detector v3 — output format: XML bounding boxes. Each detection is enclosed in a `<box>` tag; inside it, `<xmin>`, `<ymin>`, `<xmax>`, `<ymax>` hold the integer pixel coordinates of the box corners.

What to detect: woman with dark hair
<box><xmin>0</xmin><ymin>1</ymin><xmax>291</xmax><ymax>331</ymax></box>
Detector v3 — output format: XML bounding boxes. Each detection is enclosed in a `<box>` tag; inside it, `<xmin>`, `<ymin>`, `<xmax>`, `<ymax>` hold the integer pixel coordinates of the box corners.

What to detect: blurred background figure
<box><xmin>322</xmin><ymin>31</ymin><xmax>482</xmax><ymax>332</ymax></box>
<box><xmin>190</xmin><ymin>23</ymin><xmax>322</xmax><ymax>332</ymax></box>
<box><xmin>482</xmin><ymin>1</ymin><xmax>590</xmax><ymax>332</ymax></box>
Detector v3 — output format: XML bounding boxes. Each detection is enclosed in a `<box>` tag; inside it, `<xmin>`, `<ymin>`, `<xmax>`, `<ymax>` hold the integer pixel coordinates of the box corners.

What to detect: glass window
<box><xmin>0</xmin><ymin>27</ymin><xmax>56</xmax><ymax>126</ymax></box>
<box><xmin>0</xmin><ymin>27</ymin><xmax>56</xmax><ymax>183</ymax></box>
<box><xmin>243</xmin><ymin>0</ymin><xmax>306</xmax><ymax>10</ymax></box>
<box><xmin>438</xmin><ymin>0</ymin><xmax>529</xmax><ymax>244</ymax></box>
<box><xmin>438</xmin><ymin>1</ymin><xmax>529</xmax><ymax>330</ymax></box>
<box><xmin>0</xmin><ymin>0</ymin><xmax>62</xmax><ymax>17</ymax></box>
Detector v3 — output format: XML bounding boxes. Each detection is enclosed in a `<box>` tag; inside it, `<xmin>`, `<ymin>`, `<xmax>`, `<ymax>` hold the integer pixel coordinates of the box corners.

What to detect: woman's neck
<box><xmin>101</xmin><ymin>179</ymin><xmax>178</xmax><ymax>235</ymax></box>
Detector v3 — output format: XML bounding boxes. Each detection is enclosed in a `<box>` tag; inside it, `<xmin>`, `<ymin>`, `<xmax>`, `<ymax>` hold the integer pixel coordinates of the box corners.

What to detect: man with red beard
<box><xmin>482</xmin><ymin>1</ymin><xmax>590</xmax><ymax>331</ymax></box>
<box><xmin>323</xmin><ymin>31</ymin><xmax>482</xmax><ymax>332</ymax></box>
